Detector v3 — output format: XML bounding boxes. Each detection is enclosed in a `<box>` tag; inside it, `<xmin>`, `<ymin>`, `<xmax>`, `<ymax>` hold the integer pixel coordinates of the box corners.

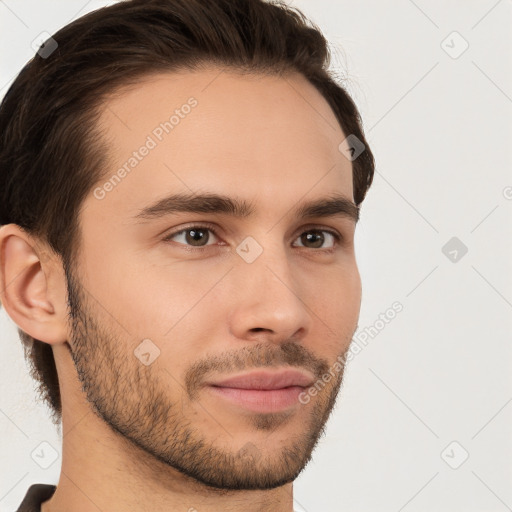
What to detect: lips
<box><xmin>206</xmin><ymin>369</ymin><xmax>315</xmax><ymax>390</ymax></box>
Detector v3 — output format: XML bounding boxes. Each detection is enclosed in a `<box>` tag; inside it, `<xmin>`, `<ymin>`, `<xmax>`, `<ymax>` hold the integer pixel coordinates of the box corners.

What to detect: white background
<box><xmin>1</xmin><ymin>1</ymin><xmax>511</xmax><ymax>511</ymax></box>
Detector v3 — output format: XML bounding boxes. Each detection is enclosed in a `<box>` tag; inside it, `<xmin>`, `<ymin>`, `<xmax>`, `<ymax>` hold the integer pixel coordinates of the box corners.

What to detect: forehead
<box><xmin>91</xmin><ymin>67</ymin><xmax>353</xmax><ymax>219</ymax></box>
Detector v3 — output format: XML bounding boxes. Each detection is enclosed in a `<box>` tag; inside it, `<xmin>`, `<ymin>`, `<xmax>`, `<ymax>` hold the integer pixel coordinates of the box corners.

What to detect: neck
<box><xmin>41</xmin><ymin>411</ymin><xmax>296</xmax><ymax>512</ymax></box>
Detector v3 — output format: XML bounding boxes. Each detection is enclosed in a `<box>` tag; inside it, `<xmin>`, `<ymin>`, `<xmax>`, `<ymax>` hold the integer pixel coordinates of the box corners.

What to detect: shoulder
<box><xmin>15</xmin><ymin>483</ymin><xmax>57</xmax><ymax>512</ymax></box>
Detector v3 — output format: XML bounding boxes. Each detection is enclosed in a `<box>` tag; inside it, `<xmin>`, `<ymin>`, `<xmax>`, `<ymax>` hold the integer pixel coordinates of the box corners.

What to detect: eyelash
<box><xmin>162</xmin><ymin>223</ymin><xmax>343</xmax><ymax>253</ymax></box>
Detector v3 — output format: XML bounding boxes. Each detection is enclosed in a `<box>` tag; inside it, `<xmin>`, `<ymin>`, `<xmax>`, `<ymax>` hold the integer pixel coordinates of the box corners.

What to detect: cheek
<box><xmin>308</xmin><ymin>263</ymin><xmax>361</xmax><ymax>349</ymax></box>
<box><xmin>113</xmin><ymin>255</ymin><xmax>228</xmax><ymax>340</ymax></box>
<box><xmin>77</xmin><ymin>237</ymin><xmax>215</xmax><ymax>341</ymax></box>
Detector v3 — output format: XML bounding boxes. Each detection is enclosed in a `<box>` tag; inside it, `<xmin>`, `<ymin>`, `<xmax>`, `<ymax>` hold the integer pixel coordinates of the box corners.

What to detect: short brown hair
<box><xmin>0</xmin><ymin>0</ymin><xmax>375</xmax><ymax>426</ymax></box>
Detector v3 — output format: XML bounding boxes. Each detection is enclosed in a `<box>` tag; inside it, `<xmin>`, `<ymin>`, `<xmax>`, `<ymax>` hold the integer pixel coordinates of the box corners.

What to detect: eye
<box><xmin>293</xmin><ymin>228</ymin><xmax>340</xmax><ymax>250</ymax></box>
<box><xmin>163</xmin><ymin>224</ymin><xmax>221</xmax><ymax>248</ymax></box>
<box><xmin>162</xmin><ymin>224</ymin><xmax>342</xmax><ymax>252</ymax></box>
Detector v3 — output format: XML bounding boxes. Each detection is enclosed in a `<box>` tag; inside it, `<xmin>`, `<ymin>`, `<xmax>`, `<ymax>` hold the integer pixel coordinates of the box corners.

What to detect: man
<box><xmin>0</xmin><ymin>0</ymin><xmax>374</xmax><ymax>510</ymax></box>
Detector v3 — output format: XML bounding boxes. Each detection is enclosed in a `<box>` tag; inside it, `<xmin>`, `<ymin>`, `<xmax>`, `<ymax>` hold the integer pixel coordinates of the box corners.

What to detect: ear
<box><xmin>0</xmin><ymin>224</ymin><xmax>69</xmax><ymax>344</ymax></box>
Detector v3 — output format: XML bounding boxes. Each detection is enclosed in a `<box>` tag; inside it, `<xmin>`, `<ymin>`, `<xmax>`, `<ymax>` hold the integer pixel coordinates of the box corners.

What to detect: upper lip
<box><xmin>206</xmin><ymin>369</ymin><xmax>316</xmax><ymax>390</ymax></box>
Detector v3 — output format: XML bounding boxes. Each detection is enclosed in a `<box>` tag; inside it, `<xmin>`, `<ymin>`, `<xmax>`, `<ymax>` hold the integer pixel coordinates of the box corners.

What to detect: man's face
<box><xmin>66</xmin><ymin>67</ymin><xmax>361</xmax><ymax>490</ymax></box>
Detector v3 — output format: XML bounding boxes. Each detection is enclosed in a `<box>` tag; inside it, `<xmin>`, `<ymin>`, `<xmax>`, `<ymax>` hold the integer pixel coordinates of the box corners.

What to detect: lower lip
<box><xmin>206</xmin><ymin>385</ymin><xmax>306</xmax><ymax>413</ymax></box>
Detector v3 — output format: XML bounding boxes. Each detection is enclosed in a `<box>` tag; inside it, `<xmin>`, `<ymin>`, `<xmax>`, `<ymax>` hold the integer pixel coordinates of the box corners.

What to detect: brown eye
<box><xmin>294</xmin><ymin>229</ymin><xmax>339</xmax><ymax>250</ymax></box>
<box><xmin>163</xmin><ymin>225</ymin><xmax>219</xmax><ymax>247</ymax></box>
<box><xmin>300</xmin><ymin>231</ymin><xmax>324</xmax><ymax>248</ymax></box>
<box><xmin>183</xmin><ymin>227</ymin><xmax>210</xmax><ymax>246</ymax></box>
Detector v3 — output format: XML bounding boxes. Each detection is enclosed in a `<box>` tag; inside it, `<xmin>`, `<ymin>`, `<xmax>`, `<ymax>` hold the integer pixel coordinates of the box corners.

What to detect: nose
<box><xmin>227</xmin><ymin>241</ymin><xmax>312</xmax><ymax>343</ymax></box>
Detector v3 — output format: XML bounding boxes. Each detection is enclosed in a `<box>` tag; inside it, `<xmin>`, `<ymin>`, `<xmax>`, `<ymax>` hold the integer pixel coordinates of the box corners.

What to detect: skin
<box><xmin>0</xmin><ymin>67</ymin><xmax>362</xmax><ymax>512</ymax></box>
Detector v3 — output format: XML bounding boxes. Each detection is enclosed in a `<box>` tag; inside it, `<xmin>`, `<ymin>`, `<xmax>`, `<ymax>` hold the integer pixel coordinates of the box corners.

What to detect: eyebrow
<box><xmin>133</xmin><ymin>192</ymin><xmax>359</xmax><ymax>224</ymax></box>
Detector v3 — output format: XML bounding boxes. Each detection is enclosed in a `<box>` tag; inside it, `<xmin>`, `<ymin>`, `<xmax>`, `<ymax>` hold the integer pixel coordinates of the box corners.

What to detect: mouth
<box><xmin>204</xmin><ymin>368</ymin><xmax>315</xmax><ymax>413</ymax></box>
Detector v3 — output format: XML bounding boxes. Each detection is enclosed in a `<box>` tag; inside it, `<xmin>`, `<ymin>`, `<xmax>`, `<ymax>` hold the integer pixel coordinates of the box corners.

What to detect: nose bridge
<box><xmin>236</xmin><ymin>231</ymin><xmax>293</xmax><ymax>293</ymax></box>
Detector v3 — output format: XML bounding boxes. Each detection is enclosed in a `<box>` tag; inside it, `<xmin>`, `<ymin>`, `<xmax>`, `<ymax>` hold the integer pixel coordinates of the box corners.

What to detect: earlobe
<box><xmin>0</xmin><ymin>224</ymin><xmax>68</xmax><ymax>344</ymax></box>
